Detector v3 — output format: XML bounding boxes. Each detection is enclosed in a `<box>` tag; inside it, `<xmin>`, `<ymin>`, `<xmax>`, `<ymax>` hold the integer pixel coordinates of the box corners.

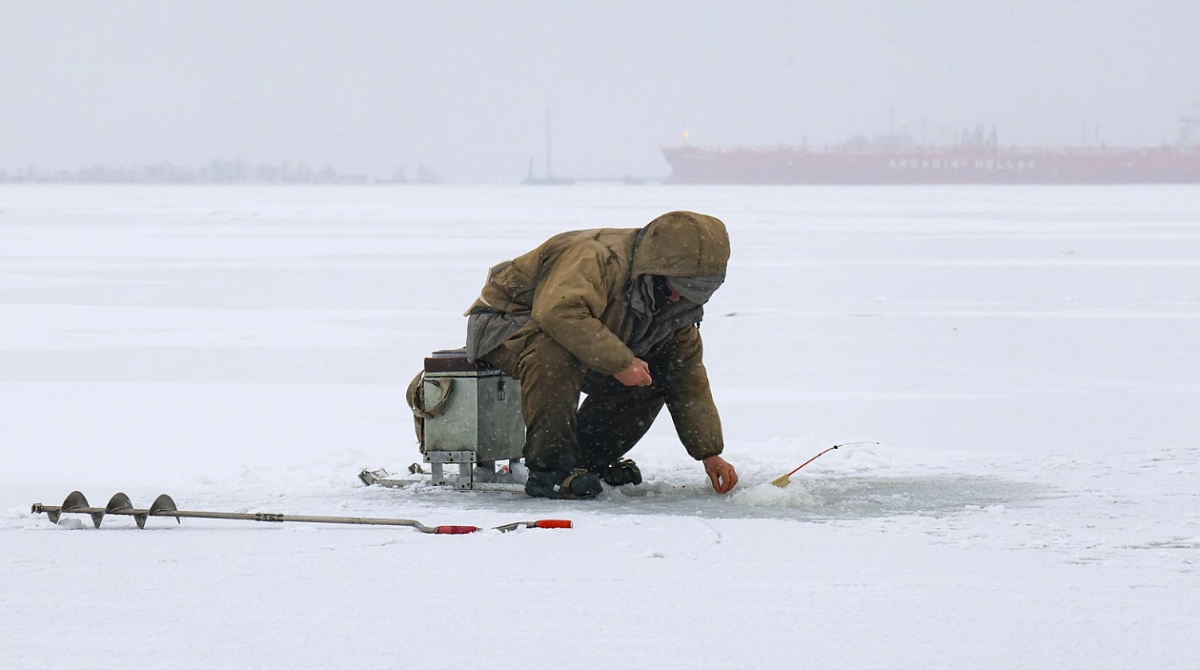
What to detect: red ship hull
<box><xmin>661</xmin><ymin>145</ymin><xmax>1200</xmax><ymax>184</ymax></box>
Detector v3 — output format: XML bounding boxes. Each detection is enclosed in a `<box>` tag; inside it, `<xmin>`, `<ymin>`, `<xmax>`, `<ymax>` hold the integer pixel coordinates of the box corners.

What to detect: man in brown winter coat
<box><xmin>463</xmin><ymin>211</ymin><xmax>738</xmax><ymax>499</ymax></box>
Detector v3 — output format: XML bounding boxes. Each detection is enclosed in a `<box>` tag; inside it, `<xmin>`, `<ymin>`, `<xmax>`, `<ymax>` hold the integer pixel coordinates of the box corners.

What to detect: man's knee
<box><xmin>483</xmin><ymin>333</ymin><xmax>583</xmax><ymax>391</ymax></box>
<box><xmin>517</xmin><ymin>334</ymin><xmax>582</xmax><ymax>380</ymax></box>
<box><xmin>480</xmin><ymin>345</ymin><xmax>518</xmax><ymax>379</ymax></box>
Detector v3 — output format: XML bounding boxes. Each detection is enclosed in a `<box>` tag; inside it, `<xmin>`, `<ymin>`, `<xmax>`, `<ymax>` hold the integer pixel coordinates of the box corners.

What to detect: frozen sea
<box><xmin>1</xmin><ymin>184</ymin><xmax>1197</xmax><ymax>669</ymax></box>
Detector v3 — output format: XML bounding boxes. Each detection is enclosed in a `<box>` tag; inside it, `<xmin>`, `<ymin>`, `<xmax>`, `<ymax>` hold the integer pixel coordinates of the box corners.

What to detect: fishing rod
<box><xmin>770</xmin><ymin>441</ymin><xmax>878</xmax><ymax>488</ymax></box>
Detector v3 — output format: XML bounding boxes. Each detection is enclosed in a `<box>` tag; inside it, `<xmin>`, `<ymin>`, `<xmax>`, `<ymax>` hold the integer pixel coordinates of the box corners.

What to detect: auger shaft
<box><xmin>32</xmin><ymin>491</ymin><xmax>570</xmax><ymax>535</ymax></box>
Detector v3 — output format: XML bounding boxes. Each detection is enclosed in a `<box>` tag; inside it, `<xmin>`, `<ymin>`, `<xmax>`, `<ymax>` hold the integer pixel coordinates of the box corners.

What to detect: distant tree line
<box><xmin>0</xmin><ymin>160</ymin><xmax>442</xmax><ymax>184</ymax></box>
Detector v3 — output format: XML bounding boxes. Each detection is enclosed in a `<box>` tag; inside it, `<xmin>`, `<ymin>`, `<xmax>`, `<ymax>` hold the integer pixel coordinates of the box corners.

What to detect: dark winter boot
<box><xmin>525</xmin><ymin>468</ymin><xmax>603</xmax><ymax>500</ymax></box>
<box><xmin>590</xmin><ymin>459</ymin><xmax>643</xmax><ymax>487</ymax></box>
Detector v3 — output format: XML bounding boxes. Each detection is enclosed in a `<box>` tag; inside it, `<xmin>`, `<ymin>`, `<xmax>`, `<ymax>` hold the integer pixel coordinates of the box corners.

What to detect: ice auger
<box><xmin>31</xmin><ymin>491</ymin><xmax>571</xmax><ymax>535</ymax></box>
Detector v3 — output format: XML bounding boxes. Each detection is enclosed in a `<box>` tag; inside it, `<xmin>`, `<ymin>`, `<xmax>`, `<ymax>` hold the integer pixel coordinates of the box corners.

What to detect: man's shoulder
<box><xmin>544</xmin><ymin>227</ymin><xmax>637</xmax><ymax>245</ymax></box>
<box><xmin>541</xmin><ymin>228</ymin><xmax>637</xmax><ymax>262</ymax></box>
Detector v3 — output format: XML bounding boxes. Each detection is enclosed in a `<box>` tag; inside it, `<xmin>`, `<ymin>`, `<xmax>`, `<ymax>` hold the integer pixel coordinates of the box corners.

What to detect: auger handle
<box><xmin>534</xmin><ymin>519</ymin><xmax>573</xmax><ymax>529</ymax></box>
<box><xmin>435</xmin><ymin>525</ymin><xmax>479</xmax><ymax>534</ymax></box>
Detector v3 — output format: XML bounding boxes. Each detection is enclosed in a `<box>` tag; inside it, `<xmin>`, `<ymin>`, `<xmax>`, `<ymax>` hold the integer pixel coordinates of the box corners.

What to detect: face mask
<box><xmin>666</xmin><ymin>275</ymin><xmax>725</xmax><ymax>305</ymax></box>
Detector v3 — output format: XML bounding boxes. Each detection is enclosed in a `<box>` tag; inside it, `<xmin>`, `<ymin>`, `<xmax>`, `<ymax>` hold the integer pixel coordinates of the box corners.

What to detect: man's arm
<box><xmin>654</xmin><ymin>326</ymin><xmax>738</xmax><ymax>492</ymax></box>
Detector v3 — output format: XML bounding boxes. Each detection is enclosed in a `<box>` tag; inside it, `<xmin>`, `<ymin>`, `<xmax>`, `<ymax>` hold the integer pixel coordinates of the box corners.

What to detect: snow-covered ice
<box><xmin>1</xmin><ymin>184</ymin><xmax>1198</xmax><ymax>669</ymax></box>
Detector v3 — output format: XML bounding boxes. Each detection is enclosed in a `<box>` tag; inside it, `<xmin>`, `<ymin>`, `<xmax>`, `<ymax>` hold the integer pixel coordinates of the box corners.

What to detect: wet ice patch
<box><xmin>730</xmin><ymin>481</ymin><xmax>819</xmax><ymax>509</ymax></box>
<box><xmin>603</xmin><ymin>479</ymin><xmax>687</xmax><ymax>499</ymax></box>
<box><xmin>728</xmin><ymin>474</ymin><xmax>1047</xmax><ymax>519</ymax></box>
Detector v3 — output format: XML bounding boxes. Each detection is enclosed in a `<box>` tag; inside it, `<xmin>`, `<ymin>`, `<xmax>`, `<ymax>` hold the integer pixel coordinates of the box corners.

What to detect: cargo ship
<box><xmin>662</xmin><ymin>123</ymin><xmax>1200</xmax><ymax>185</ymax></box>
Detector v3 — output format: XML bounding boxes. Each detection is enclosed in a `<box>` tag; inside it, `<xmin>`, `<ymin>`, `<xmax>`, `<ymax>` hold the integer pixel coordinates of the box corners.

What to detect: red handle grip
<box><xmin>534</xmin><ymin>519</ymin><xmax>573</xmax><ymax>529</ymax></box>
<box><xmin>436</xmin><ymin>525</ymin><xmax>479</xmax><ymax>535</ymax></box>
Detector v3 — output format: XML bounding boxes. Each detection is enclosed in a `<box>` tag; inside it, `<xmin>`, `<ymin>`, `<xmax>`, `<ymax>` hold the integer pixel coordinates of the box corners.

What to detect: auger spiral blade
<box><xmin>106</xmin><ymin>492</ymin><xmax>148</xmax><ymax>529</ymax></box>
<box><xmin>41</xmin><ymin>504</ymin><xmax>61</xmax><ymax>525</ymax></box>
<box><xmin>149</xmin><ymin>494</ymin><xmax>180</xmax><ymax>524</ymax></box>
<box><xmin>60</xmin><ymin>491</ymin><xmax>105</xmax><ymax>528</ymax></box>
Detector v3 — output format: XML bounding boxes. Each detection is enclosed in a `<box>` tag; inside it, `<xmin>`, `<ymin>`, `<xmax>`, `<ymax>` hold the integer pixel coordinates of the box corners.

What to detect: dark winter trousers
<box><xmin>482</xmin><ymin>331</ymin><xmax>693</xmax><ymax>473</ymax></box>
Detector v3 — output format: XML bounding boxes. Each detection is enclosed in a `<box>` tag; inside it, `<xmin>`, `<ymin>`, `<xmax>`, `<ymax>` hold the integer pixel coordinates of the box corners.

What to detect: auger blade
<box><xmin>105</xmin><ymin>492</ymin><xmax>132</xmax><ymax>513</ymax></box>
<box><xmin>106</xmin><ymin>492</ymin><xmax>148</xmax><ymax>529</ymax></box>
<box><xmin>62</xmin><ymin>491</ymin><xmax>104</xmax><ymax>528</ymax></box>
<box><xmin>61</xmin><ymin>490</ymin><xmax>89</xmax><ymax>511</ymax></box>
<box><xmin>149</xmin><ymin>494</ymin><xmax>180</xmax><ymax>524</ymax></box>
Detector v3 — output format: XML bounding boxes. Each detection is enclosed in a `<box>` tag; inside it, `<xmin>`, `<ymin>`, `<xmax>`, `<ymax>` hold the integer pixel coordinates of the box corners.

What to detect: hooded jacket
<box><xmin>466</xmin><ymin>211</ymin><xmax>730</xmax><ymax>460</ymax></box>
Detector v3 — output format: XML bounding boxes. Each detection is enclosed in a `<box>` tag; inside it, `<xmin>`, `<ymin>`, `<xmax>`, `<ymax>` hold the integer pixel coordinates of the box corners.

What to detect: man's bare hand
<box><xmin>614</xmin><ymin>358</ymin><xmax>653</xmax><ymax>387</ymax></box>
<box><xmin>703</xmin><ymin>455</ymin><xmax>738</xmax><ymax>494</ymax></box>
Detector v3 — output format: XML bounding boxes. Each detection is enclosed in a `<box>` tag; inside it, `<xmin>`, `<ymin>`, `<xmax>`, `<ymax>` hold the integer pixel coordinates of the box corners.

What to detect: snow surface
<box><xmin>1</xmin><ymin>184</ymin><xmax>1198</xmax><ymax>669</ymax></box>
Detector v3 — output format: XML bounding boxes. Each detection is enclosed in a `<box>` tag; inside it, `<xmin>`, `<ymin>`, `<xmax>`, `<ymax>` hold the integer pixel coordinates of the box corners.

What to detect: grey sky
<box><xmin>2</xmin><ymin>1</ymin><xmax>1198</xmax><ymax>182</ymax></box>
